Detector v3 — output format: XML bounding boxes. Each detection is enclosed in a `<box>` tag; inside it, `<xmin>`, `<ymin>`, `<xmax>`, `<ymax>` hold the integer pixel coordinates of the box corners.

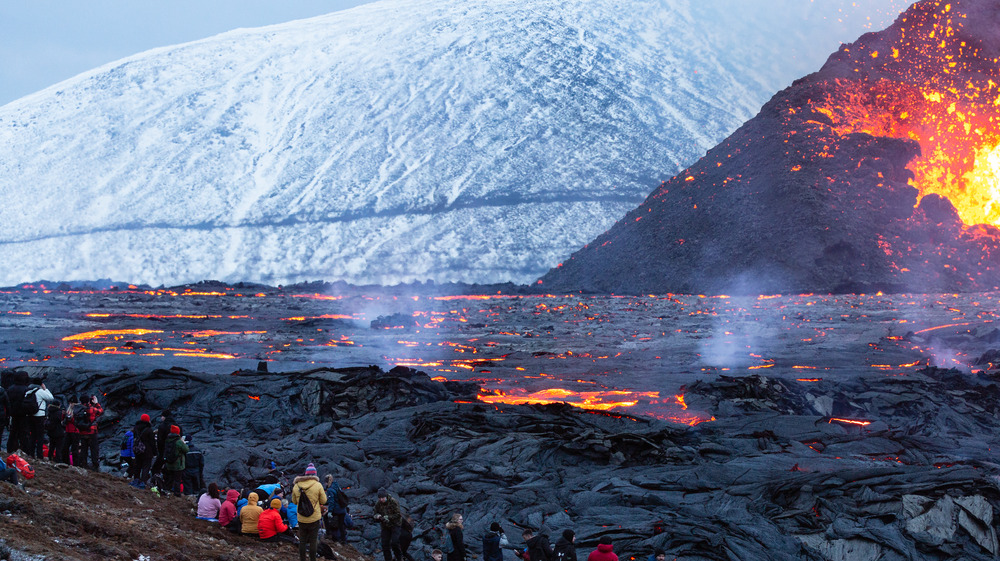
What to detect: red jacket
<box><xmin>257</xmin><ymin>508</ymin><xmax>288</xmax><ymax>539</ymax></box>
<box><xmin>76</xmin><ymin>403</ymin><xmax>103</xmax><ymax>435</ymax></box>
<box><xmin>219</xmin><ymin>489</ymin><xmax>240</xmax><ymax>527</ymax></box>
<box><xmin>587</xmin><ymin>544</ymin><xmax>618</xmax><ymax>561</ymax></box>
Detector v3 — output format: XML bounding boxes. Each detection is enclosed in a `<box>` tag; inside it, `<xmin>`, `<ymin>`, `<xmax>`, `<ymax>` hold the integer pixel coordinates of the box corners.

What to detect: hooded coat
<box><xmin>219</xmin><ymin>489</ymin><xmax>240</xmax><ymax>527</ymax></box>
<box><xmin>587</xmin><ymin>544</ymin><xmax>618</xmax><ymax>561</ymax></box>
<box><xmin>132</xmin><ymin>419</ymin><xmax>156</xmax><ymax>460</ymax></box>
<box><xmin>527</xmin><ymin>535</ymin><xmax>553</xmax><ymax>561</ymax></box>
<box><xmin>553</xmin><ymin>536</ymin><xmax>577</xmax><ymax>561</ymax></box>
<box><xmin>164</xmin><ymin>433</ymin><xmax>189</xmax><ymax>472</ymax></box>
<box><xmin>292</xmin><ymin>475</ymin><xmax>327</xmax><ymax>525</ymax></box>
<box><xmin>258</xmin><ymin>504</ymin><xmax>289</xmax><ymax>539</ymax></box>
<box><xmin>240</xmin><ymin>492</ymin><xmax>264</xmax><ymax>535</ymax></box>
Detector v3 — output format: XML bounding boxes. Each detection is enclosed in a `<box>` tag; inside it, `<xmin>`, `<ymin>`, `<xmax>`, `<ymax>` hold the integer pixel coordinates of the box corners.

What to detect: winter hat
<box><xmin>304</xmin><ymin>463</ymin><xmax>317</xmax><ymax>476</ymax></box>
<box><xmin>140</xmin><ymin>414</ymin><xmax>150</xmax><ymax>422</ymax></box>
<box><xmin>562</xmin><ymin>530</ymin><xmax>575</xmax><ymax>541</ymax></box>
<box><xmin>161</xmin><ymin>409</ymin><xmax>172</xmax><ymax>418</ymax></box>
<box><xmin>599</xmin><ymin>536</ymin><xmax>613</xmax><ymax>545</ymax></box>
<box><xmin>270</xmin><ymin>498</ymin><xmax>282</xmax><ymax>509</ymax></box>
<box><xmin>491</xmin><ymin>522</ymin><xmax>502</xmax><ymax>532</ymax></box>
<box><xmin>378</xmin><ymin>488</ymin><xmax>388</xmax><ymax>498</ymax></box>
<box><xmin>170</xmin><ymin>425</ymin><xmax>180</xmax><ymax>435</ymax></box>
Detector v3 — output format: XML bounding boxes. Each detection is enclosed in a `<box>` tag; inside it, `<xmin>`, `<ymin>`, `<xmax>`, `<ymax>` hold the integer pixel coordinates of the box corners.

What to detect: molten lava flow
<box><xmin>62</xmin><ymin>329</ymin><xmax>164</xmax><ymax>341</ymax></box>
<box><xmin>804</xmin><ymin>0</ymin><xmax>1000</xmax><ymax>231</ymax></box>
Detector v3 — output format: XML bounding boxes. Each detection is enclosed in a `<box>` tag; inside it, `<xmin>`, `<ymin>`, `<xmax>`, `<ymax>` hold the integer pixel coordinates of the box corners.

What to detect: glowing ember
<box><xmin>62</xmin><ymin>329</ymin><xmax>164</xmax><ymax>341</ymax></box>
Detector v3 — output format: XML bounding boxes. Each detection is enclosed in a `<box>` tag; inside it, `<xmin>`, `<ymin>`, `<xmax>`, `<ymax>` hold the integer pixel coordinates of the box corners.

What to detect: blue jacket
<box><xmin>325</xmin><ymin>480</ymin><xmax>347</xmax><ymax>514</ymax></box>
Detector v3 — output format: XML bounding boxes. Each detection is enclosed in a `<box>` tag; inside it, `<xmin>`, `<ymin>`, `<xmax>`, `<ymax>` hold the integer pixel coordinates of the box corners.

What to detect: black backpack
<box><xmin>68</xmin><ymin>404</ymin><xmax>89</xmax><ymax>426</ymax></box>
<box><xmin>19</xmin><ymin>388</ymin><xmax>40</xmax><ymax>416</ymax></box>
<box><xmin>0</xmin><ymin>388</ymin><xmax>8</xmax><ymax>422</ymax></box>
<box><xmin>296</xmin><ymin>484</ymin><xmax>315</xmax><ymax>517</ymax></box>
<box><xmin>164</xmin><ymin>438</ymin><xmax>179</xmax><ymax>464</ymax></box>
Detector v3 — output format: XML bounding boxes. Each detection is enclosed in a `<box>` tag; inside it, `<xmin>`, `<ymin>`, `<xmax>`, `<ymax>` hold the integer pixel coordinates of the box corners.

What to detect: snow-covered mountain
<box><xmin>0</xmin><ymin>0</ymin><xmax>907</xmax><ymax>286</ymax></box>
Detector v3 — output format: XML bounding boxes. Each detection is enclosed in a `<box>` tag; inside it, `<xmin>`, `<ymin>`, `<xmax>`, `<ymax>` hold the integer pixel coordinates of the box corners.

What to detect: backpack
<box><xmin>296</xmin><ymin>485</ymin><xmax>315</xmax><ymax>517</ymax></box>
<box><xmin>441</xmin><ymin>531</ymin><xmax>455</xmax><ymax>554</ymax></box>
<box><xmin>67</xmin><ymin>404</ymin><xmax>89</xmax><ymax>426</ymax></box>
<box><xmin>18</xmin><ymin>388</ymin><xmax>40</xmax><ymax>416</ymax></box>
<box><xmin>120</xmin><ymin>431</ymin><xmax>135</xmax><ymax>457</ymax></box>
<box><xmin>335</xmin><ymin>488</ymin><xmax>349</xmax><ymax>508</ymax></box>
<box><xmin>6</xmin><ymin>453</ymin><xmax>34</xmax><ymax>480</ymax></box>
<box><xmin>133</xmin><ymin>432</ymin><xmax>147</xmax><ymax>456</ymax></box>
<box><xmin>165</xmin><ymin>438</ymin><xmax>179</xmax><ymax>464</ymax></box>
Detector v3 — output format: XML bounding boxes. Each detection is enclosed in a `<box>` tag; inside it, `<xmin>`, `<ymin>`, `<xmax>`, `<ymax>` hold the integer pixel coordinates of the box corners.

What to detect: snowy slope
<box><xmin>0</xmin><ymin>0</ymin><xmax>907</xmax><ymax>286</ymax></box>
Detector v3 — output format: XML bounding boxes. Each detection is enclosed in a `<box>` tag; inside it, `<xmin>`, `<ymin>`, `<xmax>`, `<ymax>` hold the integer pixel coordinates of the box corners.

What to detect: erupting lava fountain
<box><xmin>544</xmin><ymin>0</ymin><xmax>1000</xmax><ymax>295</ymax></box>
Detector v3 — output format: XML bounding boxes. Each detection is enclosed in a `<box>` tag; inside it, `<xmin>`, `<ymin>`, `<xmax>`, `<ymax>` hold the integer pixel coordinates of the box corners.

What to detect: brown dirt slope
<box><xmin>0</xmin><ymin>461</ymin><xmax>368</xmax><ymax>561</ymax></box>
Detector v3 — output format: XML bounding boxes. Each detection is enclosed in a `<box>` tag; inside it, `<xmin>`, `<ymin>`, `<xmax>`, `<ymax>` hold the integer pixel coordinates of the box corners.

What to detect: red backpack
<box><xmin>6</xmin><ymin>453</ymin><xmax>35</xmax><ymax>480</ymax></box>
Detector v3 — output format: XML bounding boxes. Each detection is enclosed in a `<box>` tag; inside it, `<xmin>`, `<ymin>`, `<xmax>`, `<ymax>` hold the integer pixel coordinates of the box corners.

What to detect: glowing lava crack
<box><xmin>544</xmin><ymin>0</ymin><xmax>1000</xmax><ymax>295</ymax></box>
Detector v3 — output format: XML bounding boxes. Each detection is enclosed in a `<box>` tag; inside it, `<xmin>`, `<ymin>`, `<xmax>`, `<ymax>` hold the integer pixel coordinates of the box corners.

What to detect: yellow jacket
<box><xmin>292</xmin><ymin>476</ymin><xmax>328</xmax><ymax>524</ymax></box>
<box><xmin>240</xmin><ymin>492</ymin><xmax>264</xmax><ymax>534</ymax></box>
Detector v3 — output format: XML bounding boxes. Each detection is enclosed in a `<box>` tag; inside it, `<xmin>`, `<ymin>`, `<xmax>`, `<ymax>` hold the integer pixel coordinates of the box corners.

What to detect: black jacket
<box><xmin>156</xmin><ymin>417</ymin><xmax>181</xmax><ymax>457</ymax></box>
<box><xmin>447</xmin><ymin>526</ymin><xmax>466</xmax><ymax>561</ymax></box>
<box><xmin>7</xmin><ymin>381</ymin><xmax>29</xmax><ymax>419</ymax></box>
<box><xmin>526</xmin><ymin>535</ymin><xmax>553</xmax><ymax>561</ymax></box>
<box><xmin>133</xmin><ymin>420</ymin><xmax>156</xmax><ymax>459</ymax></box>
<box><xmin>483</xmin><ymin>531</ymin><xmax>504</xmax><ymax>561</ymax></box>
<box><xmin>0</xmin><ymin>387</ymin><xmax>9</xmax><ymax>428</ymax></box>
<box><xmin>553</xmin><ymin>537</ymin><xmax>576</xmax><ymax>561</ymax></box>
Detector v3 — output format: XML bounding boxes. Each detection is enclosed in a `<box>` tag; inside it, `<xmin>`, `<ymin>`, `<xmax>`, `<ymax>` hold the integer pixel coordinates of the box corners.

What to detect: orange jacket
<box><xmin>258</xmin><ymin>508</ymin><xmax>289</xmax><ymax>539</ymax></box>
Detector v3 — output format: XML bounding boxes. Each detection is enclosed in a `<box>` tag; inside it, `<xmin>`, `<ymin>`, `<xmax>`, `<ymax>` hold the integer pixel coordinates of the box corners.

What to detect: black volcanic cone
<box><xmin>543</xmin><ymin>0</ymin><xmax>1000</xmax><ymax>295</ymax></box>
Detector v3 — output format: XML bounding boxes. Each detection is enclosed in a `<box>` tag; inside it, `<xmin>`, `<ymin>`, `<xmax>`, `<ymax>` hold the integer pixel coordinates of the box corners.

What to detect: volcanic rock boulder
<box><xmin>543</xmin><ymin>0</ymin><xmax>1000</xmax><ymax>294</ymax></box>
<box><xmin>18</xmin><ymin>363</ymin><xmax>1000</xmax><ymax>561</ymax></box>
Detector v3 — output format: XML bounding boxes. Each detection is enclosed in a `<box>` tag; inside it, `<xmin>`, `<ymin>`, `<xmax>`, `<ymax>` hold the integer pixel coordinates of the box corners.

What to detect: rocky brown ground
<box><xmin>0</xmin><ymin>461</ymin><xmax>369</xmax><ymax>561</ymax></box>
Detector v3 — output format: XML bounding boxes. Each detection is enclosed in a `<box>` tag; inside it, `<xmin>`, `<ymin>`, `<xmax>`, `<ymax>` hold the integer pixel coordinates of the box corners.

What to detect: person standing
<box><xmin>131</xmin><ymin>414</ymin><xmax>156</xmax><ymax>487</ymax></box>
<box><xmin>324</xmin><ymin>473</ymin><xmax>349</xmax><ymax>543</ymax></box>
<box><xmin>587</xmin><ymin>537</ymin><xmax>618</xmax><ymax>561</ymax></box>
<box><xmin>553</xmin><ymin>531</ymin><xmax>577</xmax><ymax>561</ymax></box>
<box><xmin>45</xmin><ymin>402</ymin><xmax>65</xmax><ymax>462</ymax></box>
<box><xmin>182</xmin><ymin>436</ymin><xmax>205</xmax><ymax>495</ymax></box>
<box><xmin>61</xmin><ymin>395</ymin><xmax>82</xmax><ymax>465</ymax></box>
<box><xmin>5</xmin><ymin>372</ymin><xmax>30</xmax><ymax>453</ymax></box>
<box><xmin>26</xmin><ymin>380</ymin><xmax>54</xmax><ymax>458</ymax></box>
<box><xmin>374</xmin><ymin>488</ymin><xmax>404</xmax><ymax>561</ymax></box>
<box><xmin>163</xmin><ymin>425</ymin><xmax>189</xmax><ymax>495</ymax></box>
<box><xmin>483</xmin><ymin>523</ymin><xmax>507</xmax><ymax>561</ymax></box>
<box><xmin>76</xmin><ymin>395</ymin><xmax>104</xmax><ymax>470</ymax></box>
<box><xmin>292</xmin><ymin>462</ymin><xmax>327</xmax><ymax>561</ymax></box>
<box><xmin>153</xmin><ymin>410</ymin><xmax>180</xmax><ymax>474</ymax></box>
<box><xmin>0</xmin><ymin>383</ymin><xmax>9</xmax><ymax>454</ymax></box>
<box><xmin>523</xmin><ymin>529</ymin><xmax>552</xmax><ymax>561</ymax></box>
<box><xmin>445</xmin><ymin>513</ymin><xmax>466</xmax><ymax>561</ymax></box>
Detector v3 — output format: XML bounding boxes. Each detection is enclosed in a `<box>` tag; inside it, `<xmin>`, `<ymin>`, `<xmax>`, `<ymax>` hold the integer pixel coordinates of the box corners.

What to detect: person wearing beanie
<box><xmin>162</xmin><ymin>425</ymin><xmax>189</xmax><ymax>496</ymax></box>
<box><xmin>374</xmin><ymin>489</ymin><xmax>404</xmax><ymax>561</ymax></box>
<box><xmin>130</xmin><ymin>413</ymin><xmax>156</xmax><ymax>488</ymax></box>
<box><xmin>240</xmin><ymin>492</ymin><xmax>264</xmax><ymax>537</ymax></box>
<box><xmin>587</xmin><ymin>537</ymin><xmax>618</xmax><ymax>561</ymax></box>
<box><xmin>553</xmin><ymin>530</ymin><xmax>577</xmax><ymax>561</ymax></box>
<box><xmin>258</xmin><ymin>497</ymin><xmax>291</xmax><ymax>542</ymax></box>
<box><xmin>60</xmin><ymin>395</ymin><xmax>82</xmax><ymax>465</ymax></box>
<box><xmin>645</xmin><ymin>551</ymin><xmax>666</xmax><ymax>561</ymax></box>
<box><xmin>293</xmin><ymin>462</ymin><xmax>327</xmax><ymax>561</ymax></box>
<box><xmin>219</xmin><ymin>488</ymin><xmax>241</xmax><ymax>530</ymax></box>
<box><xmin>482</xmin><ymin>522</ymin><xmax>507</xmax><ymax>561</ymax></box>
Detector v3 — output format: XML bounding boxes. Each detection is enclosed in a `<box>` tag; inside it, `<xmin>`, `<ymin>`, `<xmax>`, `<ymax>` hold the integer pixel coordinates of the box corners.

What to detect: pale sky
<box><xmin>1</xmin><ymin>0</ymin><xmax>910</xmax><ymax>107</ymax></box>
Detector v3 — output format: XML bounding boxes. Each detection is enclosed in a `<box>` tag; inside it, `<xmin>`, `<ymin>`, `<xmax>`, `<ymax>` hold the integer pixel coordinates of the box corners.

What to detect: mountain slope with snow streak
<box><xmin>0</xmin><ymin>0</ymin><xmax>906</xmax><ymax>286</ymax></box>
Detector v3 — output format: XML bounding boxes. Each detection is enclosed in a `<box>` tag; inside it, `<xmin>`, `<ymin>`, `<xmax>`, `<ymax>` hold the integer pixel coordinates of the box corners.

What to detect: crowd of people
<box><xmin>0</xmin><ymin>371</ymin><xmax>104</xmax><ymax>469</ymax></box>
<box><xmin>0</xmin><ymin>375</ymin><xmax>663</xmax><ymax>561</ymax></box>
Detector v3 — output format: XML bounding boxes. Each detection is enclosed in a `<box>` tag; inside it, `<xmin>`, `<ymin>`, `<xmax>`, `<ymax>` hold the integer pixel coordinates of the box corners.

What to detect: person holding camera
<box><xmin>27</xmin><ymin>380</ymin><xmax>54</xmax><ymax>459</ymax></box>
<box><xmin>76</xmin><ymin>395</ymin><xmax>104</xmax><ymax>470</ymax></box>
<box><xmin>374</xmin><ymin>488</ymin><xmax>404</xmax><ymax>561</ymax></box>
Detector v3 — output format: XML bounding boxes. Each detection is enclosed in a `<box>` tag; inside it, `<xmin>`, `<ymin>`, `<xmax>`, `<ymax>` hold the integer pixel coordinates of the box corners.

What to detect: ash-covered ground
<box><xmin>4</xmin><ymin>283</ymin><xmax>1000</xmax><ymax>561</ymax></box>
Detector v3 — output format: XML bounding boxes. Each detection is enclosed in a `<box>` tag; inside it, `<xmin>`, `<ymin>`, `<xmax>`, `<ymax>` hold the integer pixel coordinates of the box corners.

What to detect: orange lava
<box><xmin>62</xmin><ymin>329</ymin><xmax>164</xmax><ymax>341</ymax></box>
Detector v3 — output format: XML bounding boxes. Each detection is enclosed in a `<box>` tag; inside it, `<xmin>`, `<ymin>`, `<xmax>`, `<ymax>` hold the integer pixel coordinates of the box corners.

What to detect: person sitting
<box><xmin>258</xmin><ymin>497</ymin><xmax>291</xmax><ymax>542</ymax></box>
<box><xmin>0</xmin><ymin>456</ymin><xmax>21</xmax><ymax>488</ymax></box>
<box><xmin>197</xmin><ymin>482</ymin><xmax>223</xmax><ymax>521</ymax></box>
<box><xmin>219</xmin><ymin>488</ymin><xmax>241</xmax><ymax>532</ymax></box>
<box><xmin>283</xmin><ymin>497</ymin><xmax>298</xmax><ymax>531</ymax></box>
<box><xmin>240</xmin><ymin>492</ymin><xmax>264</xmax><ymax>537</ymax></box>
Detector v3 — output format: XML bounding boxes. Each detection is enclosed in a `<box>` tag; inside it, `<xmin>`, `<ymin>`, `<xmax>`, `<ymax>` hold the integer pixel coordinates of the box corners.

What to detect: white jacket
<box><xmin>30</xmin><ymin>386</ymin><xmax>54</xmax><ymax>417</ymax></box>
